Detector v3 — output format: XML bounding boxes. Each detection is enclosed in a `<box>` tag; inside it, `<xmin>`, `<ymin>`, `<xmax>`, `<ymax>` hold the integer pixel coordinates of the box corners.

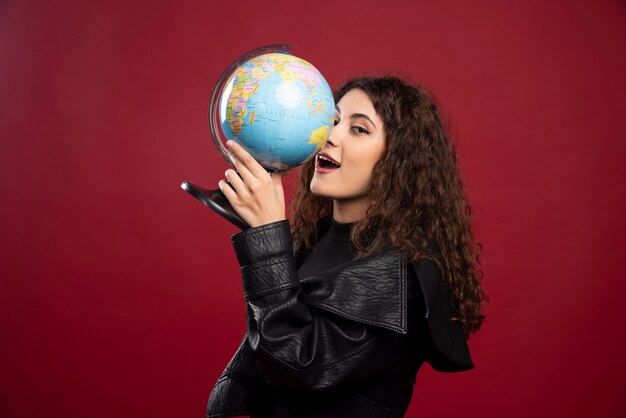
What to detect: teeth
<box><xmin>318</xmin><ymin>154</ymin><xmax>340</xmax><ymax>166</ymax></box>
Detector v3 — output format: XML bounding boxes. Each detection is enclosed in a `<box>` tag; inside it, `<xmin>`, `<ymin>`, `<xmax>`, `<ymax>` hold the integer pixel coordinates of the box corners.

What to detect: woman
<box><xmin>207</xmin><ymin>76</ymin><xmax>485</xmax><ymax>418</ymax></box>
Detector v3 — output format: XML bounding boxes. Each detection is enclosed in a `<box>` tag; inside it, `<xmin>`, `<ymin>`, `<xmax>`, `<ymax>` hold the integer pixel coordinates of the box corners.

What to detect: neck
<box><xmin>332</xmin><ymin>197</ymin><xmax>370</xmax><ymax>223</ymax></box>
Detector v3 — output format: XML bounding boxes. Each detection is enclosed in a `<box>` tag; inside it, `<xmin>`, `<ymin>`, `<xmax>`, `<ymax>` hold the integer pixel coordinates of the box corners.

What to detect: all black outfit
<box><xmin>207</xmin><ymin>217</ymin><xmax>474</xmax><ymax>418</ymax></box>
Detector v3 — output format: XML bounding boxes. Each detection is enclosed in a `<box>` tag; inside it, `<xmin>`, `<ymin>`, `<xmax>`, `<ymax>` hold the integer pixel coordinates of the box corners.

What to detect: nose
<box><xmin>326</xmin><ymin>123</ymin><xmax>340</xmax><ymax>148</ymax></box>
<box><xmin>325</xmin><ymin>133</ymin><xmax>337</xmax><ymax>148</ymax></box>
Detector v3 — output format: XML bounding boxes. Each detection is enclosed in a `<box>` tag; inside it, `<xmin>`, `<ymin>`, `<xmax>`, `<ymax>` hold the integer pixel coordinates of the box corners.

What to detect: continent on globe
<box><xmin>308</xmin><ymin>125</ymin><xmax>329</xmax><ymax>152</ymax></box>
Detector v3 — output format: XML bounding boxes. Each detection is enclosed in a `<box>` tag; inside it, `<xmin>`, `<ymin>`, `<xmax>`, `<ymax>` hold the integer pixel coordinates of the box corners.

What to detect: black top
<box><xmin>297</xmin><ymin>218</ymin><xmax>357</xmax><ymax>279</ymax></box>
<box><xmin>265</xmin><ymin>219</ymin><xmax>428</xmax><ymax>416</ymax></box>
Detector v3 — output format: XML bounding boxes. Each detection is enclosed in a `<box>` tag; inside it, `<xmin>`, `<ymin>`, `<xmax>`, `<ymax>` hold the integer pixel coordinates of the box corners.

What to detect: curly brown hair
<box><xmin>289</xmin><ymin>76</ymin><xmax>486</xmax><ymax>337</ymax></box>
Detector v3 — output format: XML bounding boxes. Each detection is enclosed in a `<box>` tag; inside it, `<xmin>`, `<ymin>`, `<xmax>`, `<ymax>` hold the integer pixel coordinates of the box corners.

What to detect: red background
<box><xmin>1</xmin><ymin>1</ymin><xmax>625</xmax><ymax>417</ymax></box>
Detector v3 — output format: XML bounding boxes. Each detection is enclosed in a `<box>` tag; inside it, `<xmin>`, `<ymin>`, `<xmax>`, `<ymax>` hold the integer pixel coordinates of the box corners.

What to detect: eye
<box><xmin>351</xmin><ymin>125</ymin><xmax>370</xmax><ymax>134</ymax></box>
<box><xmin>333</xmin><ymin>109</ymin><xmax>341</xmax><ymax>126</ymax></box>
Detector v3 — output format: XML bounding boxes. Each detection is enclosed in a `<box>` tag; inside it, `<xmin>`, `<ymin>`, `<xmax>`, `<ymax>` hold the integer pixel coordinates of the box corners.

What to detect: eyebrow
<box><xmin>335</xmin><ymin>105</ymin><xmax>377</xmax><ymax>129</ymax></box>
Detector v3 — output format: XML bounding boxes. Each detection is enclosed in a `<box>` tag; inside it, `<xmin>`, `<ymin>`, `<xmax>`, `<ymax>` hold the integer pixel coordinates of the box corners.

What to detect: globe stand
<box><xmin>181</xmin><ymin>181</ymin><xmax>249</xmax><ymax>230</ymax></box>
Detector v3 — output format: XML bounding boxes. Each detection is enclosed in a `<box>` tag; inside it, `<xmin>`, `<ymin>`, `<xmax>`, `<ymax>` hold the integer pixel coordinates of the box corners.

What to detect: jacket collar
<box><xmin>291</xmin><ymin>217</ymin><xmax>438</xmax><ymax>338</ymax></box>
<box><xmin>298</xmin><ymin>248</ymin><xmax>408</xmax><ymax>334</ymax></box>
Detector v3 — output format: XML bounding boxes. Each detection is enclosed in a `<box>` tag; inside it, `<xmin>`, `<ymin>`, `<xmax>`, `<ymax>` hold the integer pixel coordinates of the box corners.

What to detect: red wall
<box><xmin>1</xmin><ymin>1</ymin><xmax>625</xmax><ymax>417</ymax></box>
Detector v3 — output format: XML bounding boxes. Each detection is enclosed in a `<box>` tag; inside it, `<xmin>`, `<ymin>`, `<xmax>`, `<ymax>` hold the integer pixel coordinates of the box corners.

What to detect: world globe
<box><xmin>211</xmin><ymin>47</ymin><xmax>335</xmax><ymax>171</ymax></box>
<box><xmin>183</xmin><ymin>45</ymin><xmax>334</xmax><ymax>230</ymax></box>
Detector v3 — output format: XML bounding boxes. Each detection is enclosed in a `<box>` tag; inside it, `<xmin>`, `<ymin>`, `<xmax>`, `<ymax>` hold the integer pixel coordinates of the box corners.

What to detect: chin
<box><xmin>309</xmin><ymin>181</ymin><xmax>333</xmax><ymax>199</ymax></box>
<box><xmin>309</xmin><ymin>183</ymin><xmax>326</xmax><ymax>198</ymax></box>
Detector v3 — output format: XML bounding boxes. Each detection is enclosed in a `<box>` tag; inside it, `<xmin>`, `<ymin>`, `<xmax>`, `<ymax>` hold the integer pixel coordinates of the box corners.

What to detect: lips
<box><xmin>315</xmin><ymin>152</ymin><xmax>341</xmax><ymax>173</ymax></box>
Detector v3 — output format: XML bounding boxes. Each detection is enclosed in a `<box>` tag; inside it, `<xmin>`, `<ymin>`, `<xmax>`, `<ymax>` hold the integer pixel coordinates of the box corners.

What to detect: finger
<box><xmin>228</xmin><ymin>152</ymin><xmax>256</xmax><ymax>184</ymax></box>
<box><xmin>224</xmin><ymin>169</ymin><xmax>247</xmax><ymax>196</ymax></box>
<box><xmin>218</xmin><ymin>179</ymin><xmax>239</xmax><ymax>205</ymax></box>
<box><xmin>226</xmin><ymin>140</ymin><xmax>269</xmax><ymax>179</ymax></box>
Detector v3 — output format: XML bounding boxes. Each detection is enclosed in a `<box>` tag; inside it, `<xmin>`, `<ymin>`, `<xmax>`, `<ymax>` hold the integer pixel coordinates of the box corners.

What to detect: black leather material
<box><xmin>299</xmin><ymin>249</ymin><xmax>407</xmax><ymax>334</ymax></box>
<box><xmin>206</xmin><ymin>220</ymin><xmax>474</xmax><ymax>417</ymax></box>
<box><xmin>207</xmin><ymin>336</ymin><xmax>271</xmax><ymax>418</ymax></box>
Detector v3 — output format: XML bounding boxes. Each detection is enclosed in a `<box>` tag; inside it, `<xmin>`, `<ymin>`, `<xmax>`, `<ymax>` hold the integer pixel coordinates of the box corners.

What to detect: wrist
<box><xmin>231</xmin><ymin>220</ymin><xmax>292</xmax><ymax>267</ymax></box>
<box><xmin>249</xmin><ymin>215</ymin><xmax>287</xmax><ymax>229</ymax></box>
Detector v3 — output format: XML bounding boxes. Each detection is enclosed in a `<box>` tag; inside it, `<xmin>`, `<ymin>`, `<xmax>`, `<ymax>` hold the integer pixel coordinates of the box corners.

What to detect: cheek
<box><xmin>334</xmin><ymin>162</ymin><xmax>375</xmax><ymax>196</ymax></box>
<box><xmin>353</xmin><ymin>164</ymin><xmax>376</xmax><ymax>189</ymax></box>
<box><xmin>349</xmin><ymin>146</ymin><xmax>384</xmax><ymax>179</ymax></box>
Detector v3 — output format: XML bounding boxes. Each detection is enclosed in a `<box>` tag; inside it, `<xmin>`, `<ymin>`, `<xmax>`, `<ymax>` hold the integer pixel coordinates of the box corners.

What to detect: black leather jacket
<box><xmin>207</xmin><ymin>219</ymin><xmax>473</xmax><ymax>418</ymax></box>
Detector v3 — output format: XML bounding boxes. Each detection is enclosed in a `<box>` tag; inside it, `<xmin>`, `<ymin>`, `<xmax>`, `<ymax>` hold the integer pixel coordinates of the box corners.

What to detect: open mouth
<box><xmin>316</xmin><ymin>153</ymin><xmax>341</xmax><ymax>172</ymax></box>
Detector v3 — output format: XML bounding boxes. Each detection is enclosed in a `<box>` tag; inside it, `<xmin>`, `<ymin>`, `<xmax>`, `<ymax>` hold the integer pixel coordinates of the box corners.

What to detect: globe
<box><xmin>211</xmin><ymin>48</ymin><xmax>335</xmax><ymax>171</ymax></box>
<box><xmin>182</xmin><ymin>45</ymin><xmax>334</xmax><ymax>230</ymax></box>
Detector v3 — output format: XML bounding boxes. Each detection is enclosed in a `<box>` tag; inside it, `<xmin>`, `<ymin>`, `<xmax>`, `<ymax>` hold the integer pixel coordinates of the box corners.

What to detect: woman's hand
<box><xmin>218</xmin><ymin>140</ymin><xmax>289</xmax><ymax>228</ymax></box>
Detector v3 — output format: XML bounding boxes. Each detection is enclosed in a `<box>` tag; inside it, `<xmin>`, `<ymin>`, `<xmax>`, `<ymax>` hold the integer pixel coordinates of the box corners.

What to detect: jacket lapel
<box><xmin>298</xmin><ymin>249</ymin><xmax>408</xmax><ymax>334</ymax></box>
